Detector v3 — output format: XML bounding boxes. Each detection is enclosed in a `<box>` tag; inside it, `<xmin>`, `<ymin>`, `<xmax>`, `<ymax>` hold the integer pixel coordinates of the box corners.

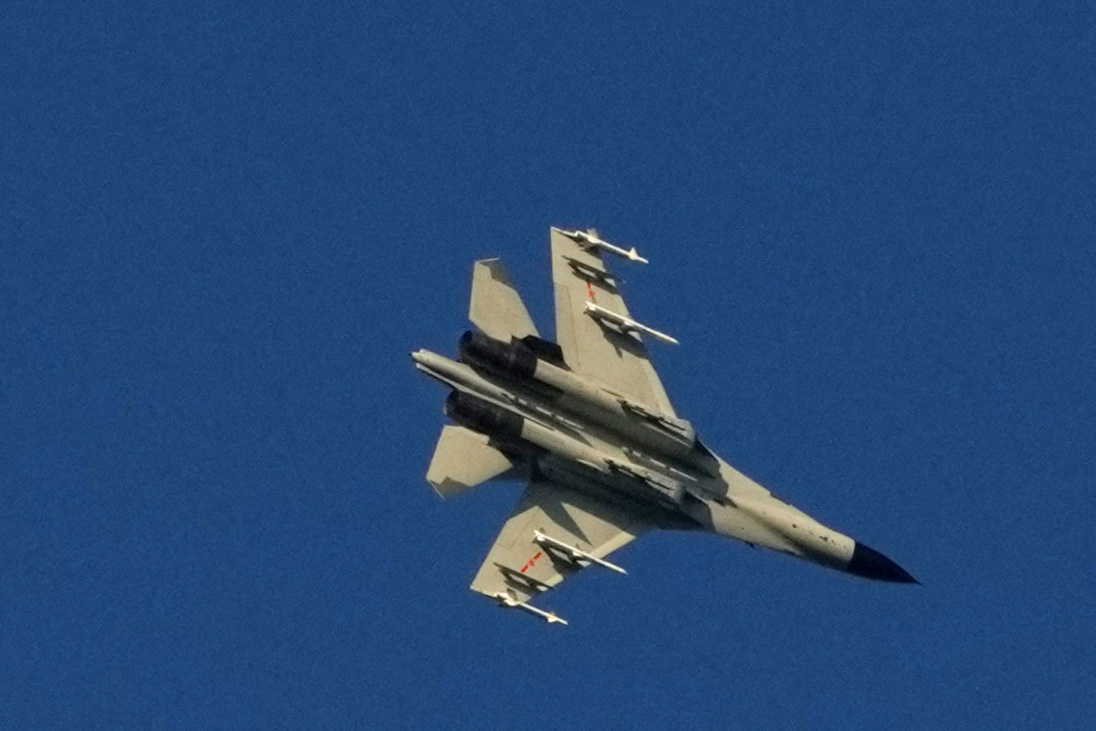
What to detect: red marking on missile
<box><xmin>586</xmin><ymin>281</ymin><xmax>596</xmax><ymax>301</ymax></box>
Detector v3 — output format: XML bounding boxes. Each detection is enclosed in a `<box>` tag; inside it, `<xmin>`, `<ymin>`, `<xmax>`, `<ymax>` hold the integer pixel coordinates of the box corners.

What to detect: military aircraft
<box><xmin>412</xmin><ymin>227</ymin><xmax>916</xmax><ymax>625</ymax></box>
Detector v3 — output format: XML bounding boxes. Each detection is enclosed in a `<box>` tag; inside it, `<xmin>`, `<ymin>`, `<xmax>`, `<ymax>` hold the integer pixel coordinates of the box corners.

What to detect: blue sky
<box><xmin>3</xmin><ymin>2</ymin><xmax>1094</xmax><ymax>727</ymax></box>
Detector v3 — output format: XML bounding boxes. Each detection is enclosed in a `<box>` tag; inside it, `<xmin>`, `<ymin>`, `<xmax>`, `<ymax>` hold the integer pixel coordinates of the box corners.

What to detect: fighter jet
<box><xmin>412</xmin><ymin>227</ymin><xmax>916</xmax><ymax>625</ymax></box>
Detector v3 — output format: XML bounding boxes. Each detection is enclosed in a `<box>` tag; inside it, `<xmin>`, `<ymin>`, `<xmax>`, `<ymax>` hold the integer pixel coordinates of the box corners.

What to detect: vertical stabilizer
<box><xmin>469</xmin><ymin>259</ymin><xmax>539</xmax><ymax>340</ymax></box>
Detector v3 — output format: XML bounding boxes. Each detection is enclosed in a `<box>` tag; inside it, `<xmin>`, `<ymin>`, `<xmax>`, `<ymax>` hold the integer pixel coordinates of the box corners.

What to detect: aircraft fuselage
<box><xmin>412</xmin><ymin>341</ymin><xmax>916</xmax><ymax>584</ymax></box>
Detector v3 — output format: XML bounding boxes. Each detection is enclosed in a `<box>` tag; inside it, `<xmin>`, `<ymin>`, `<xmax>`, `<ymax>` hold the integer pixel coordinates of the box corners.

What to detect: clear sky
<box><xmin>3</xmin><ymin>2</ymin><xmax>1094</xmax><ymax>728</ymax></box>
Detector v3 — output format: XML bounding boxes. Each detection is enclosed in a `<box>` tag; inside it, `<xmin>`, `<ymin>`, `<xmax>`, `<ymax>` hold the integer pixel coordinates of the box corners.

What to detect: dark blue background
<box><xmin>4</xmin><ymin>2</ymin><xmax>1093</xmax><ymax>727</ymax></box>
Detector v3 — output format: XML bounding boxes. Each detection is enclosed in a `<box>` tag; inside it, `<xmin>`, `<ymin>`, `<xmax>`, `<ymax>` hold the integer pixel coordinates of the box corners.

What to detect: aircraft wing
<box><xmin>470</xmin><ymin>473</ymin><xmax>649</xmax><ymax>616</ymax></box>
<box><xmin>550</xmin><ymin>227</ymin><xmax>677</xmax><ymax>416</ymax></box>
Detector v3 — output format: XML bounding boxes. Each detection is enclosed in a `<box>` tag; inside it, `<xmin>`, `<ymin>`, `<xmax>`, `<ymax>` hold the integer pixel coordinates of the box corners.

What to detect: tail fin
<box><xmin>426</xmin><ymin>425</ymin><xmax>514</xmax><ymax>498</ymax></box>
<box><xmin>469</xmin><ymin>259</ymin><xmax>539</xmax><ymax>340</ymax></box>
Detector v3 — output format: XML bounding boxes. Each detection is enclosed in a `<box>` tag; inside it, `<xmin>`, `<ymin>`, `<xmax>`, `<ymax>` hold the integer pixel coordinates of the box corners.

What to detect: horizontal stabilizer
<box><xmin>469</xmin><ymin>259</ymin><xmax>539</xmax><ymax>340</ymax></box>
<box><xmin>426</xmin><ymin>426</ymin><xmax>514</xmax><ymax>498</ymax></box>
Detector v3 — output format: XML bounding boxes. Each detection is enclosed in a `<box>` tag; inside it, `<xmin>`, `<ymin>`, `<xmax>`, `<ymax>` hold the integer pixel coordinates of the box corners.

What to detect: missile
<box><xmin>533</xmin><ymin>530</ymin><xmax>627</xmax><ymax>574</ymax></box>
<box><xmin>584</xmin><ymin>301</ymin><xmax>679</xmax><ymax>345</ymax></box>
<box><xmin>492</xmin><ymin>592</ymin><xmax>568</xmax><ymax>624</ymax></box>
<box><xmin>555</xmin><ymin>227</ymin><xmax>649</xmax><ymax>264</ymax></box>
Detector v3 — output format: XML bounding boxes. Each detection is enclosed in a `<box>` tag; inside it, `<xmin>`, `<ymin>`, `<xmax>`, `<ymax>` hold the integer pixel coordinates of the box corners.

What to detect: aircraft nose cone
<box><xmin>847</xmin><ymin>542</ymin><xmax>919</xmax><ymax>584</ymax></box>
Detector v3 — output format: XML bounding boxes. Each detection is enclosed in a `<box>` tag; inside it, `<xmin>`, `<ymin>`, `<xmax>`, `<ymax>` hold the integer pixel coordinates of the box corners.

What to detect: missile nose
<box><xmin>847</xmin><ymin>542</ymin><xmax>919</xmax><ymax>584</ymax></box>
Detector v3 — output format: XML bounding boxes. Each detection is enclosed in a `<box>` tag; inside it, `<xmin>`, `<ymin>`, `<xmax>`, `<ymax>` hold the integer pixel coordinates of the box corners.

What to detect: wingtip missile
<box><xmin>555</xmin><ymin>227</ymin><xmax>649</xmax><ymax>264</ymax></box>
<box><xmin>492</xmin><ymin>592</ymin><xmax>569</xmax><ymax>625</ymax></box>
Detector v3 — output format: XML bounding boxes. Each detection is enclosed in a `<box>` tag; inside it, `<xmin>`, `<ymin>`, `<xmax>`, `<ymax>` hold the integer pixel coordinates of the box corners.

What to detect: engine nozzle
<box><xmin>444</xmin><ymin>391</ymin><xmax>523</xmax><ymax>442</ymax></box>
<box><xmin>458</xmin><ymin>330</ymin><xmax>537</xmax><ymax>381</ymax></box>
